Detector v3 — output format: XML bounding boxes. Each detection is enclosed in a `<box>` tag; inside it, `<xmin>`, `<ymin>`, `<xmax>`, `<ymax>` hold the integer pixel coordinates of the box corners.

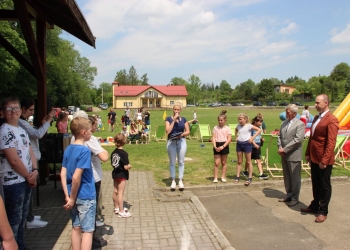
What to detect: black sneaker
<box><xmin>259</xmin><ymin>173</ymin><xmax>269</xmax><ymax>180</ymax></box>
<box><xmin>92</xmin><ymin>236</ymin><xmax>108</xmax><ymax>249</ymax></box>
<box><xmin>242</xmin><ymin>171</ymin><xmax>249</xmax><ymax>177</ymax></box>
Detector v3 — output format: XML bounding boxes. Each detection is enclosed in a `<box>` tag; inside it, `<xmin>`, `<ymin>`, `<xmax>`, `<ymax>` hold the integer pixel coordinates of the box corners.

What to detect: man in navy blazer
<box><xmin>277</xmin><ymin>104</ymin><xmax>305</xmax><ymax>207</ymax></box>
<box><xmin>301</xmin><ymin>94</ymin><xmax>339</xmax><ymax>223</ymax></box>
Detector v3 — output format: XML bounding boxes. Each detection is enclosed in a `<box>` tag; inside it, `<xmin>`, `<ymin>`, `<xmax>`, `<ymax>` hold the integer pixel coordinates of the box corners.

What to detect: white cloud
<box><xmin>330</xmin><ymin>24</ymin><xmax>350</xmax><ymax>44</ymax></box>
<box><xmin>279</xmin><ymin>22</ymin><xmax>299</xmax><ymax>35</ymax></box>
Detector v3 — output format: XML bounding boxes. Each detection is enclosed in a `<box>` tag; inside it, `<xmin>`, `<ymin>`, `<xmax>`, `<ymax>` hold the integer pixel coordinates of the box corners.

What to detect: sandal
<box><xmin>118</xmin><ymin>211</ymin><xmax>132</xmax><ymax>218</ymax></box>
<box><xmin>244</xmin><ymin>178</ymin><xmax>252</xmax><ymax>186</ymax></box>
<box><xmin>234</xmin><ymin>176</ymin><xmax>239</xmax><ymax>184</ymax></box>
<box><xmin>114</xmin><ymin>208</ymin><xmax>119</xmax><ymax>214</ymax></box>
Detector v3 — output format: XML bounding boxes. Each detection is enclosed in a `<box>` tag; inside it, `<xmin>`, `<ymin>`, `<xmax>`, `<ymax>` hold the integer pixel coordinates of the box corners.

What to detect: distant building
<box><xmin>112</xmin><ymin>82</ymin><xmax>188</xmax><ymax>109</ymax></box>
<box><xmin>274</xmin><ymin>84</ymin><xmax>296</xmax><ymax>94</ymax></box>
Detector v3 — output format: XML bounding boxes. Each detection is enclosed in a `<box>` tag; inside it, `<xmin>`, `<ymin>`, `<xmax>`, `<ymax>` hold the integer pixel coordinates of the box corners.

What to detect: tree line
<box><xmin>114</xmin><ymin>63</ymin><xmax>350</xmax><ymax>105</ymax></box>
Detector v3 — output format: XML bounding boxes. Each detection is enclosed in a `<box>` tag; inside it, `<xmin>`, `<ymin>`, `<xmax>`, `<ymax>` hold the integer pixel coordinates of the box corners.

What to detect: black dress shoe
<box><xmin>300</xmin><ymin>207</ymin><xmax>318</xmax><ymax>214</ymax></box>
<box><xmin>278</xmin><ymin>197</ymin><xmax>292</xmax><ymax>202</ymax></box>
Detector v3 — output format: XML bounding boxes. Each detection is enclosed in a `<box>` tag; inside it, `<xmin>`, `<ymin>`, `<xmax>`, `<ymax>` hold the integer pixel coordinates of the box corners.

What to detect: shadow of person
<box><xmin>262</xmin><ymin>187</ymin><xmax>285</xmax><ymax>199</ymax></box>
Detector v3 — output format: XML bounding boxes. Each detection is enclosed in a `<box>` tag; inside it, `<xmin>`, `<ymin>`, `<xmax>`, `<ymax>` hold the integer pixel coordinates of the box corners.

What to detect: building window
<box><xmin>285</xmin><ymin>89</ymin><xmax>289</xmax><ymax>94</ymax></box>
<box><xmin>123</xmin><ymin>102</ymin><xmax>133</xmax><ymax>107</ymax></box>
<box><xmin>170</xmin><ymin>101</ymin><xmax>174</xmax><ymax>105</ymax></box>
<box><xmin>156</xmin><ymin>100</ymin><xmax>160</xmax><ymax>105</ymax></box>
<box><xmin>145</xmin><ymin>91</ymin><xmax>158</xmax><ymax>98</ymax></box>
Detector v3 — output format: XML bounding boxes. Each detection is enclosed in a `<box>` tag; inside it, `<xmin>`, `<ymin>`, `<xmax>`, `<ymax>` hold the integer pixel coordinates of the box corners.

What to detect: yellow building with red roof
<box><xmin>112</xmin><ymin>82</ymin><xmax>188</xmax><ymax>109</ymax></box>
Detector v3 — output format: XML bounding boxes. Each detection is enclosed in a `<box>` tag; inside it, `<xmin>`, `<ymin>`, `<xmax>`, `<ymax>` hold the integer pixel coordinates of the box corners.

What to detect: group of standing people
<box><xmin>166</xmin><ymin>95</ymin><xmax>339</xmax><ymax>224</ymax></box>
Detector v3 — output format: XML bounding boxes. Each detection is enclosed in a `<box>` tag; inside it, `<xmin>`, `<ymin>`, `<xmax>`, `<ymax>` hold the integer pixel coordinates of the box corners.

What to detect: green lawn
<box><xmin>48</xmin><ymin>106</ymin><xmax>350</xmax><ymax>187</ymax></box>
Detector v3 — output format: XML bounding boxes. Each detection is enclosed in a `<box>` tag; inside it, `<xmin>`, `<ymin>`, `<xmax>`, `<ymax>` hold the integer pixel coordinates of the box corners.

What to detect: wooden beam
<box><xmin>25</xmin><ymin>0</ymin><xmax>54</xmax><ymax>28</ymax></box>
<box><xmin>0</xmin><ymin>33</ymin><xmax>35</xmax><ymax>76</ymax></box>
<box><xmin>0</xmin><ymin>9</ymin><xmax>35</xmax><ymax>21</ymax></box>
<box><xmin>13</xmin><ymin>0</ymin><xmax>44</xmax><ymax>81</ymax></box>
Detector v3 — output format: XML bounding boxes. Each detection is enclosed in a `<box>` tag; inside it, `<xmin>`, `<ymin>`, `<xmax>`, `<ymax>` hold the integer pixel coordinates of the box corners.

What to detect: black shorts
<box><xmin>110</xmin><ymin>120</ymin><xmax>115</xmax><ymax>125</ymax></box>
<box><xmin>213</xmin><ymin>141</ymin><xmax>229</xmax><ymax>155</ymax></box>
<box><xmin>251</xmin><ymin>144</ymin><xmax>261</xmax><ymax>159</ymax></box>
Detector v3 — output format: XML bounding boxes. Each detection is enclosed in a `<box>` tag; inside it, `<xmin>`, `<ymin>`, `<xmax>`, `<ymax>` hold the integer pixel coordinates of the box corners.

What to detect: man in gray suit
<box><xmin>277</xmin><ymin>104</ymin><xmax>305</xmax><ymax>207</ymax></box>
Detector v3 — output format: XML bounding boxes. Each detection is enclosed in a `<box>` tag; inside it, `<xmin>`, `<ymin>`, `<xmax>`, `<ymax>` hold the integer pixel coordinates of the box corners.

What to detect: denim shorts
<box><xmin>70</xmin><ymin>198</ymin><xmax>96</xmax><ymax>232</ymax></box>
<box><xmin>236</xmin><ymin>141</ymin><xmax>253</xmax><ymax>153</ymax></box>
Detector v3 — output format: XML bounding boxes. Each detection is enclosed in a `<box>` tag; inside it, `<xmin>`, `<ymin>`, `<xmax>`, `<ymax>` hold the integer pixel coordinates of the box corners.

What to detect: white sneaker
<box><xmin>34</xmin><ymin>215</ymin><xmax>41</xmax><ymax>220</ymax></box>
<box><xmin>178</xmin><ymin>180</ymin><xmax>184</xmax><ymax>189</ymax></box>
<box><xmin>96</xmin><ymin>220</ymin><xmax>104</xmax><ymax>227</ymax></box>
<box><xmin>170</xmin><ymin>180</ymin><xmax>176</xmax><ymax>189</ymax></box>
<box><xmin>118</xmin><ymin>211</ymin><xmax>132</xmax><ymax>218</ymax></box>
<box><xmin>26</xmin><ymin>218</ymin><xmax>48</xmax><ymax>229</ymax></box>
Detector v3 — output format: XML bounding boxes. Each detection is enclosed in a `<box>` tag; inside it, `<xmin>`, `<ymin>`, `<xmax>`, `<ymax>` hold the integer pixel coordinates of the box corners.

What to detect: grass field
<box><xmin>47</xmin><ymin>106</ymin><xmax>350</xmax><ymax>187</ymax></box>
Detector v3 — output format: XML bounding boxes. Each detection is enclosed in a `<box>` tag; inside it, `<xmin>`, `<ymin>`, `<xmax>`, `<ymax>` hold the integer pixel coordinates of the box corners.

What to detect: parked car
<box><xmin>278</xmin><ymin>102</ymin><xmax>289</xmax><ymax>106</ymax></box>
<box><xmin>99</xmin><ymin>103</ymin><xmax>109</xmax><ymax>110</ymax></box>
<box><xmin>253</xmin><ymin>101</ymin><xmax>262</xmax><ymax>106</ymax></box>
<box><xmin>98</xmin><ymin>103</ymin><xmax>109</xmax><ymax>109</ymax></box>
<box><xmin>86</xmin><ymin>106</ymin><xmax>93</xmax><ymax>112</ymax></box>
<box><xmin>266</xmin><ymin>101</ymin><xmax>277</xmax><ymax>106</ymax></box>
<box><xmin>67</xmin><ymin>106</ymin><xmax>76</xmax><ymax>114</ymax></box>
<box><xmin>292</xmin><ymin>102</ymin><xmax>303</xmax><ymax>106</ymax></box>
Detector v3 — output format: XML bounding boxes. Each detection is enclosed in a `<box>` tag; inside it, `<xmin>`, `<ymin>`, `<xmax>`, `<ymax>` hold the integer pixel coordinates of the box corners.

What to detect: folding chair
<box><xmin>265</xmin><ymin>136</ymin><xmax>283</xmax><ymax>177</ymax></box>
<box><xmin>229</xmin><ymin>124</ymin><xmax>238</xmax><ymax>140</ymax></box>
<box><xmin>334</xmin><ymin>135</ymin><xmax>349</xmax><ymax>168</ymax></box>
<box><xmin>152</xmin><ymin>125</ymin><xmax>167</xmax><ymax>142</ymax></box>
<box><xmin>199</xmin><ymin>124</ymin><xmax>212</xmax><ymax>143</ymax></box>
<box><xmin>260</xmin><ymin>134</ymin><xmax>273</xmax><ymax>164</ymax></box>
<box><xmin>188</xmin><ymin>124</ymin><xmax>199</xmax><ymax>140</ymax></box>
<box><xmin>301</xmin><ymin>138</ymin><xmax>311</xmax><ymax>176</ymax></box>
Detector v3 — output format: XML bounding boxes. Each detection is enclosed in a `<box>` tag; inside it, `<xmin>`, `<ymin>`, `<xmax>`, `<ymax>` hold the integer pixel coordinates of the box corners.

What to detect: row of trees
<box><xmin>111</xmin><ymin>63</ymin><xmax>350</xmax><ymax>105</ymax></box>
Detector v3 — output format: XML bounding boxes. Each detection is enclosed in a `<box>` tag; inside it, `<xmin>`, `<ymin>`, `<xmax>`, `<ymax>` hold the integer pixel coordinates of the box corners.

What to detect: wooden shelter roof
<box><xmin>0</xmin><ymin>0</ymin><xmax>95</xmax><ymax>48</ymax></box>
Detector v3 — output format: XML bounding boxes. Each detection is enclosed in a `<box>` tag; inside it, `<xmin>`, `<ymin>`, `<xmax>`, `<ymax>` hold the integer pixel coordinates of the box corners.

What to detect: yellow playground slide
<box><xmin>333</xmin><ymin>92</ymin><xmax>350</xmax><ymax>127</ymax></box>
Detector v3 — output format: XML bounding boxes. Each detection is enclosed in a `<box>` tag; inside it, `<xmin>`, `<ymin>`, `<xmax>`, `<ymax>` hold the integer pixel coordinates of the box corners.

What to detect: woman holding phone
<box><xmin>165</xmin><ymin>103</ymin><xmax>190</xmax><ymax>190</ymax></box>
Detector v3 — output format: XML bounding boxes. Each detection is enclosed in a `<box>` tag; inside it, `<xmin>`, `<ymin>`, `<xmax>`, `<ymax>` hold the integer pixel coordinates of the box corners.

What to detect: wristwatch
<box><xmin>32</xmin><ymin>168</ymin><xmax>38</xmax><ymax>172</ymax></box>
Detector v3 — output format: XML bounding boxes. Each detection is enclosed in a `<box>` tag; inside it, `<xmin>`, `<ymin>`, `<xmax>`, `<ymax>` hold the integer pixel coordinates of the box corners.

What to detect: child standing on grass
<box><xmin>111</xmin><ymin>133</ymin><xmax>132</xmax><ymax>218</ymax></box>
<box><xmin>212</xmin><ymin>110</ymin><xmax>232</xmax><ymax>183</ymax></box>
<box><xmin>61</xmin><ymin>117</ymin><xmax>96</xmax><ymax>250</ymax></box>
<box><xmin>250</xmin><ymin>116</ymin><xmax>268</xmax><ymax>180</ymax></box>
<box><xmin>234</xmin><ymin>113</ymin><xmax>261</xmax><ymax>186</ymax></box>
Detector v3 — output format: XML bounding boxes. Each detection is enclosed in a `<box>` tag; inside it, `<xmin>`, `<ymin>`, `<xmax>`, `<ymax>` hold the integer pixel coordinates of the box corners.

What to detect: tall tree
<box><xmin>170</xmin><ymin>77</ymin><xmax>187</xmax><ymax>86</ymax></box>
<box><xmin>141</xmin><ymin>73</ymin><xmax>149</xmax><ymax>85</ymax></box>
<box><xmin>128</xmin><ymin>66</ymin><xmax>139</xmax><ymax>85</ymax></box>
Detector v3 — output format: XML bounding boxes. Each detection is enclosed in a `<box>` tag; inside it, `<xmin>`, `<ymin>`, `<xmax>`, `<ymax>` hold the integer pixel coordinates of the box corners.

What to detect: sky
<box><xmin>61</xmin><ymin>0</ymin><xmax>350</xmax><ymax>88</ymax></box>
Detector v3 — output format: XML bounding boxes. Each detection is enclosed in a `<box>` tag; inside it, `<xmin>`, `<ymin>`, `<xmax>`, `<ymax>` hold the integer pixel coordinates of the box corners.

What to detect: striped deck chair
<box><xmin>199</xmin><ymin>124</ymin><xmax>212</xmax><ymax>143</ymax></box>
<box><xmin>152</xmin><ymin>125</ymin><xmax>167</xmax><ymax>142</ymax></box>
<box><xmin>265</xmin><ymin>136</ymin><xmax>283</xmax><ymax>177</ymax></box>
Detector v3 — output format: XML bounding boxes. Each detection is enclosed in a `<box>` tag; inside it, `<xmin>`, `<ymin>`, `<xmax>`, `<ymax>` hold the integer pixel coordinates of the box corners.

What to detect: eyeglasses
<box><xmin>5</xmin><ymin>107</ymin><xmax>21</xmax><ymax>112</ymax></box>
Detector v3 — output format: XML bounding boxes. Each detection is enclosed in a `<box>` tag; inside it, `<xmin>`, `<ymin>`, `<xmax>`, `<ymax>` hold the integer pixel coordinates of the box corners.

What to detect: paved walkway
<box><xmin>25</xmin><ymin>171</ymin><xmax>231</xmax><ymax>250</ymax></box>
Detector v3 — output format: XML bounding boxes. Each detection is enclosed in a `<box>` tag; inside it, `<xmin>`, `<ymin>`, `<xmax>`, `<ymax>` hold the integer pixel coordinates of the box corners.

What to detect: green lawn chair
<box><xmin>301</xmin><ymin>138</ymin><xmax>311</xmax><ymax>176</ymax></box>
<box><xmin>199</xmin><ymin>124</ymin><xmax>212</xmax><ymax>143</ymax></box>
<box><xmin>152</xmin><ymin>125</ymin><xmax>166</xmax><ymax>142</ymax></box>
<box><xmin>229</xmin><ymin>124</ymin><xmax>237</xmax><ymax>141</ymax></box>
<box><xmin>188</xmin><ymin>124</ymin><xmax>199</xmax><ymax>140</ymax></box>
<box><xmin>265</xmin><ymin>135</ymin><xmax>283</xmax><ymax>177</ymax></box>
<box><xmin>334</xmin><ymin>135</ymin><xmax>349</xmax><ymax>168</ymax></box>
<box><xmin>260</xmin><ymin>134</ymin><xmax>273</xmax><ymax>164</ymax></box>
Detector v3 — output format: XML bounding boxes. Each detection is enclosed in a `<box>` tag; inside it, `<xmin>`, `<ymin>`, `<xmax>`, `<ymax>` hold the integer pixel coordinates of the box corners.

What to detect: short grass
<box><xmin>47</xmin><ymin>106</ymin><xmax>350</xmax><ymax>187</ymax></box>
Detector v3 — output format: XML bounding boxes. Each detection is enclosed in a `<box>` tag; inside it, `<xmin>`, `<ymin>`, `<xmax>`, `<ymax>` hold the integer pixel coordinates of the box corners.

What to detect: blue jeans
<box><xmin>3</xmin><ymin>182</ymin><xmax>32</xmax><ymax>250</ymax></box>
<box><xmin>70</xmin><ymin>198</ymin><xmax>96</xmax><ymax>232</ymax></box>
<box><xmin>166</xmin><ymin>138</ymin><xmax>187</xmax><ymax>180</ymax></box>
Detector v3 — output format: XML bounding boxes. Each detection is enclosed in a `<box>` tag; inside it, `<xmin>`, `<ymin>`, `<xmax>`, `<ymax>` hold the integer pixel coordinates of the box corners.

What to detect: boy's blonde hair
<box><xmin>70</xmin><ymin>117</ymin><xmax>91</xmax><ymax>136</ymax></box>
<box><xmin>114</xmin><ymin>133</ymin><xmax>126</xmax><ymax>147</ymax></box>
<box><xmin>238</xmin><ymin>113</ymin><xmax>249</xmax><ymax>123</ymax></box>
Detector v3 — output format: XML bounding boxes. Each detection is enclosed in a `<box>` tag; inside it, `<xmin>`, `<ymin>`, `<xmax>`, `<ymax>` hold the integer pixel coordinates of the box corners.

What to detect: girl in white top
<box><xmin>301</xmin><ymin>105</ymin><xmax>310</xmax><ymax>122</ymax></box>
<box><xmin>212</xmin><ymin>110</ymin><xmax>231</xmax><ymax>183</ymax></box>
<box><xmin>234</xmin><ymin>113</ymin><xmax>261</xmax><ymax>186</ymax></box>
